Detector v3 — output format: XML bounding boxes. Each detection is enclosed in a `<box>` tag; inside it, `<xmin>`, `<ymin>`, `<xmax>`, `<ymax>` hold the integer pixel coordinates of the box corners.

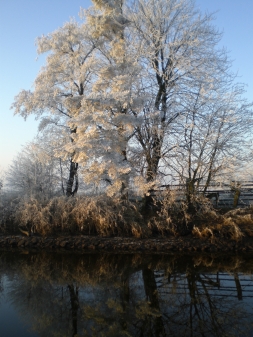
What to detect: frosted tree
<box><xmin>128</xmin><ymin>0</ymin><xmax>232</xmax><ymax>187</ymax></box>
<box><xmin>166</xmin><ymin>81</ymin><xmax>253</xmax><ymax>209</ymax></box>
<box><xmin>11</xmin><ymin>0</ymin><xmax>252</xmax><ymax>203</ymax></box>
<box><xmin>11</xmin><ymin>19</ymin><xmax>97</xmax><ymax>196</ymax></box>
<box><xmin>6</xmin><ymin>140</ymin><xmax>68</xmax><ymax>198</ymax></box>
<box><xmin>12</xmin><ymin>1</ymin><xmax>143</xmax><ymax>198</ymax></box>
<box><xmin>74</xmin><ymin>0</ymin><xmax>145</xmax><ymax>197</ymax></box>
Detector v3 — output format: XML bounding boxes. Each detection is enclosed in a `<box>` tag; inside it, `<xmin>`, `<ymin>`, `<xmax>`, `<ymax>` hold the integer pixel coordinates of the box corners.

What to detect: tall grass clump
<box><xmin>146</xmin><ymin>189</ymin><xmax>190</xmax><ymax>235</ymax></box>
<box><xmin>15</xmin><ymin>197</ymin><xmax>53</xmax><ymax>236</ymax></box>
<box><xmin>192</xmin><ymin>214</ymin><xmax>244</xmax><ymax>241</ymax></box>
<box><xmin>147</xmin><ymin>190</ymin><xmax>221</xmax><ymax>236</ymax></box>
<box><xmin>9</xmin><ymin>189</ymin><xmax>253</xmax><ymax>239</ymax></box>
<box><xmin>14</xmin><ymin>195</ymin><xmax>148</xmax><ymax>237</ymax></box>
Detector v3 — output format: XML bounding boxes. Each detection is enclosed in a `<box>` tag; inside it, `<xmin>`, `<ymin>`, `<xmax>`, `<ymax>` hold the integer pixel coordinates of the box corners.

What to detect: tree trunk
<box><xmin>66</xmin><ymin>127</ymin><xmax>78</xmax><ymax>197</ymax></box>
<box><xmin>66</xmin><ymin>161</ymin><xmax>78</xmax><ymax>197</ymax></box>
<box><xmin>59</xmin><ymin>158</ymin><xmax>65</xmax><ymax>195</ymax></box>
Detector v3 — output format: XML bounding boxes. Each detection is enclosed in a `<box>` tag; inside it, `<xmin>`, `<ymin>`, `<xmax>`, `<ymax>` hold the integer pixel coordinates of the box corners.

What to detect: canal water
<box><xmin>0</xmin><ymin>251</ymin><xmax>253</xmax><ymax>336</ymax></box>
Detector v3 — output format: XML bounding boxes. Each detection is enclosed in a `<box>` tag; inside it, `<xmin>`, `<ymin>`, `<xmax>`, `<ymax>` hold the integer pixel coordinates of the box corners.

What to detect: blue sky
<box><xmin>0</xmin><ymin>0</ymin><xmax>252</xmax><ymax>173</ymax></box>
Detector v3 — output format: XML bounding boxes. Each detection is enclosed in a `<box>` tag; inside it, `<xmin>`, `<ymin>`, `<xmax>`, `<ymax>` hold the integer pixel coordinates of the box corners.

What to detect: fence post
<box><xmin>231</xmin><ymin>181</ymin><xmax>241</xmax><ymax>208</ymax></box>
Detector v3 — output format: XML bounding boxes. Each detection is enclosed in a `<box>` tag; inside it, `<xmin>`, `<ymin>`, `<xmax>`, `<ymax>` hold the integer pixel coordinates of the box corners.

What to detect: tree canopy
<box><xmin>11</xmin><ymin>0</ymin><xmax>253</xmax><ymax>199</ymax></box>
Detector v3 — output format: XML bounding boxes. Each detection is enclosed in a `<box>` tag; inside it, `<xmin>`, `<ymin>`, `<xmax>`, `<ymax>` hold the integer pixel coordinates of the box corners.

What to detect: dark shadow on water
<box><xmin>0</xmin><ymin>251</ymin><xmax>253</xmax><ymax>336</ymax></box>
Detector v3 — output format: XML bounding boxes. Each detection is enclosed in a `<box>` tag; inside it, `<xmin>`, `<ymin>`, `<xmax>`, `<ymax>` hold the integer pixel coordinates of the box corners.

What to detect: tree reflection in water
<box><xmin>0</xmin><ymin>252</ymin><xmax>253</xmax><ymax>336</ymax></box>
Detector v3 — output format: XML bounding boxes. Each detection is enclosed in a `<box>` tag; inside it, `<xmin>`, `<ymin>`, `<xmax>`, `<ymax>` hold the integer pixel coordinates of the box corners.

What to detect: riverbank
<box><xmin>1</xmin><ymin>234</ymin><xmax>253</xmax><ymax>253</ymax></box>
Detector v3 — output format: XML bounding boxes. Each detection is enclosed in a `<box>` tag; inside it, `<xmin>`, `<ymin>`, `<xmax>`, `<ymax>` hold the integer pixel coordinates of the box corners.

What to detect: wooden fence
<box><xmin>155</xmin><ymin>181</ymin><xmax>253</xmax><ymax>208</ymax></box>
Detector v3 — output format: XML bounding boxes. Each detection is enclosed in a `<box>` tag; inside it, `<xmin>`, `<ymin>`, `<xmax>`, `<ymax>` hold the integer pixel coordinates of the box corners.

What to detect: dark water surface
<box><xmin>0</xmin><ymin>251</ymin><xmax>253</xmax><ymax>337</ymax></box>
